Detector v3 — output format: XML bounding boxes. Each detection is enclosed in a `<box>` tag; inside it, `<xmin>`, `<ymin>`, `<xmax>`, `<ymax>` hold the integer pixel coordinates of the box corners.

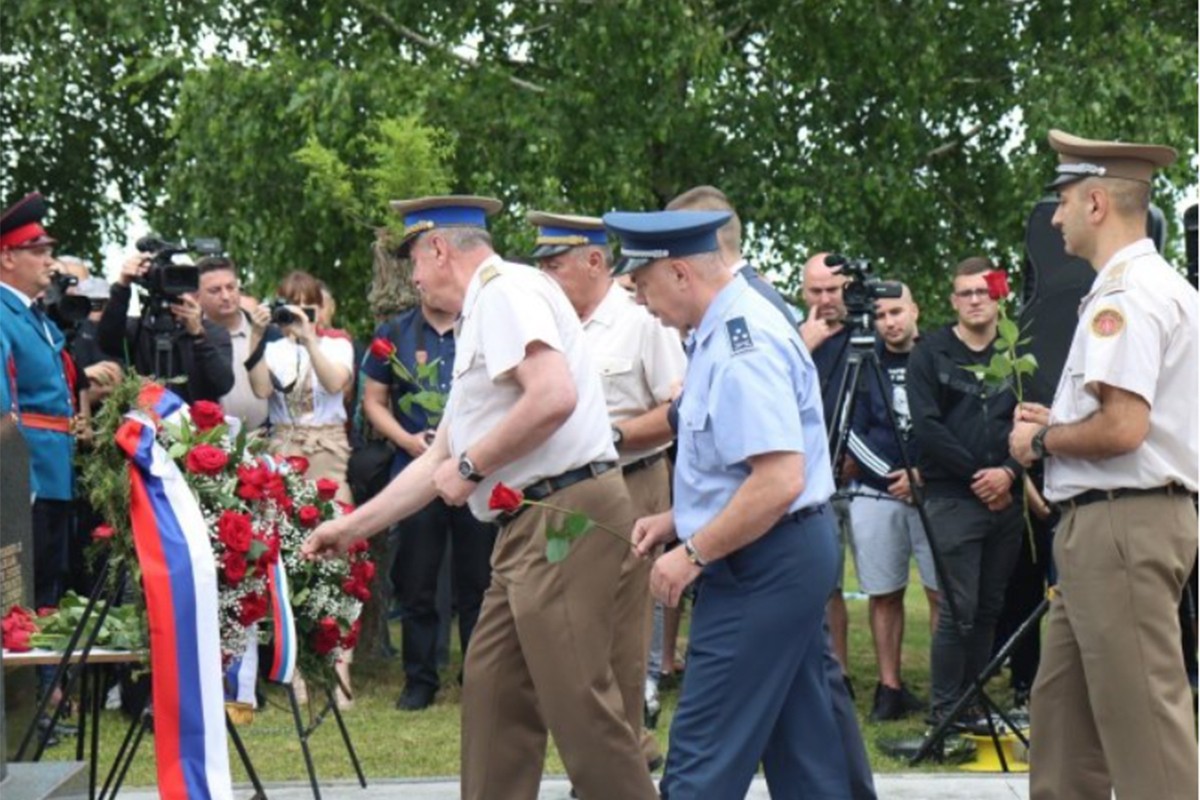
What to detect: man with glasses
<box><xmin>907</xmin><ymin>256</ymin><xmax>1024</xmax><ymax>726</ymax></box>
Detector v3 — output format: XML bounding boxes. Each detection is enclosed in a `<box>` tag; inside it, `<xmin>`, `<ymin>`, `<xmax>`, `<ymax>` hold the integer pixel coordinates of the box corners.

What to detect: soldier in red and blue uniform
<box><xmin>0</xmin><ymin>193</ymin><xmax>76</xmax><ymax>640</ymax></box>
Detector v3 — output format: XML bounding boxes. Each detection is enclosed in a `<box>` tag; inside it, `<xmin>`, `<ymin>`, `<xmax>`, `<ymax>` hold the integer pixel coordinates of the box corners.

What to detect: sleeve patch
<box><xmin>725</xmin><ymin>317</ymin><xmax>755</xmax><ymax>354</ymax></box>
<box><xmin>1090</xmin><ymin>307</ymin><xmax>1125</xmax><ymax>338</ymax></box>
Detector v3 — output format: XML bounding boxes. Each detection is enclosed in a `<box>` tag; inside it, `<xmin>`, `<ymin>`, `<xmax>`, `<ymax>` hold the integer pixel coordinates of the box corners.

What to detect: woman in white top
<box><xmin>249</xmin><ymin>270</ymin><xmax>357</xmax><ymax>705</ymax></box>
<box><xmin>250</xmin><ymin>270</ymin><xmax>354</xmax><ymax>498</ymax></box>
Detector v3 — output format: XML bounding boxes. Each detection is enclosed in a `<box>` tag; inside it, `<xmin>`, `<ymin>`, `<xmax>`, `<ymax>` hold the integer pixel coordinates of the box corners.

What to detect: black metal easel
<box><xmin>280</xmin><ymin>672</ymin><xmax>367</xmax><ymax>800</ymax></box>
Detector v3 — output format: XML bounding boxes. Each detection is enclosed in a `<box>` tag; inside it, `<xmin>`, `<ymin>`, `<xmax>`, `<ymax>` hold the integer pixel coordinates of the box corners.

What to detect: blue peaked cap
<box><xmin>603</xmin><ymin>210</ymin><xmax>732</xmax><ymax>275</ymax></box>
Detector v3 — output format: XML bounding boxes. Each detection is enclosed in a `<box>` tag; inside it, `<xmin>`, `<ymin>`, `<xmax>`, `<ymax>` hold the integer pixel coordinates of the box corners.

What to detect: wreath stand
<box><xmin>278</xmin><ymin>670</ymin><xmax>367</xmax><ymax>800</ymax></box>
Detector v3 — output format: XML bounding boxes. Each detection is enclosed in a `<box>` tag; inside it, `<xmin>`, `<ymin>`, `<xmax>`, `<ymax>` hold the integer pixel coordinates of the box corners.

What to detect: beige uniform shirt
<box><xmin>220</xmin><ymin>313</ymin><xmax>269</xmax><ymax>431</ymax></box>
<box><xmin>1044</xmin><ymin>239</ymin><xmax>1199</xmax><ymax>502</ymax></box>
<box><xmin>447</xmin><ymin>255</ymin><xmax>617</xmax><ymax>521</ymax></box>
<box><xmin>582</xmin><ymin>282</ymin><xmax>686</xmax><ymax>466</ymax></box>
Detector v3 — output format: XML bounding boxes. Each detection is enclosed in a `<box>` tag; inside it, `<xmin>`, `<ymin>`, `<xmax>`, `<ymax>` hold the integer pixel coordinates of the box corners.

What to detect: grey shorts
<box><xmin>832</xmin><ymin>495</ymin><xmax>852</xmax><ymax>591</ymax></box>
<box><xmin>848</xmin><ymin>488</ymin><xmax>939</xmax><ymax>596</ymax></box>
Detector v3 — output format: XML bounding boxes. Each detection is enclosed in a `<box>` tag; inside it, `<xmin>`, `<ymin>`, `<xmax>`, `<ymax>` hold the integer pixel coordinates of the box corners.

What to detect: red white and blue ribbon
<box><xmin>116</xmin><ymin>400</ymin><xmax>233</xmax><ymax>800</ymax></box>
<box><xmin>224</xmin><ymin>627</ymin><xmax>259</xmax><ymax>706</ymax></box>
<box><xmin>266</xmin><ymin>557</ymin><xmax>297</xmax><ymax>684</ymax></box>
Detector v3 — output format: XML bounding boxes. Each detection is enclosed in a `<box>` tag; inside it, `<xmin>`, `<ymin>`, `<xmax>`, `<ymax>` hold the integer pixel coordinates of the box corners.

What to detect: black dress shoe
<box><xmin>395</xmin><ymin>683</ymin><xmax>437</xmax><ymax>711</ymax></box>
<box><xmin>869</xmin><ymin>683</ymin><xmax>906</xmax><ymax>722</ymax></box>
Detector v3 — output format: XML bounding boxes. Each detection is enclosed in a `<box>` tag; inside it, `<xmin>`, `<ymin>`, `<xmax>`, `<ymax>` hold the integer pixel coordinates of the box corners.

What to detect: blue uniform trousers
<box><xmin>661</xmin><ymin>506</ymin><xmax>852</xmax><ymax>800</ymax></box>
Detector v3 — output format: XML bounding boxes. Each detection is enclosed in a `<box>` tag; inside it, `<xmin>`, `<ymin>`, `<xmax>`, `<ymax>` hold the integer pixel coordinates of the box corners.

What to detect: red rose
<box><xmin>312</xmin><ymin>616</ymin><xmax>342</xmax><ymax>655</ymax></box>
<box><xmin>3</xmin><ymin>624</ymin><xmax>32</xmax><ymax>652</ymax></box>
<box><xmin>285</xmin><ymin>456</ymin><xmax>310</xmax><ymax>476</ymax></box>
<box><xmin>92</xmin><ymin>524</ymin><xmax>115</xmax><ymax>542</ymax></box>
<box><xmin>488</xmin><ymin>482</ymin><xmax>524</xmax><ymax>513</ymax></box>
<box><xmin>341</xmin><ymin>619</ymin><xmax>361</xmax><ymax>650</ymax></box>
<box><xmin>36</xmin><ymin>607</ymin><xmax>56</xmax><ymax>617</ymax></box>
<box><xmin>984</xmin><ymin>270</ymin><xmax>1010</xmax><ymax>301</ymax></box>
<box><xmin>2</xmin><ymin>607</ymin><xmax>37</xmax><ymax>651</ymax></box>
<box><xmin>369</xmin><ymin>337</ymin><xmax>396</xmax><ymax>362</ymax></box>
<box><xmin>341</xmin><ymin>576</ymin><xmax>370</xmax><ymax>602</ymax></box>
<box><xmin>223</xmin><ymin>551</ymin><xmax>248</xmax><ymax>585</ymax></box>
<box><xmin>351</xmin><ymin>558</ymin><xmax>376</xmax><ymax>585</ymax></box>
<box><xmin>297</xmin><ymin>505</ymin><xmax>322</xmax><ymax>528</ymax></box>
<box><xmin>337</xmin><ymin>501</ymin><xmax>356</xmax><ymax>516</ymax></box>
<box><xmin>348</xmin><ymin>538</ymin><xmax>370</xmax><ymax>555</ymax></box>
<box><xmin>255</xmin><ymin>535</ymin><xmax>281</xmax><ymax>569</ymax></box>
<box><xmin>217</xmin><ymin>510</ymin><xmax>254</xmax><ymax>553</ymax></box>
<box><xmin>190</xmin><ymin>400</ymin><xmax>225</xmax><ymax>431</ymax></box>
<box><xmin>238</xmin><ymin>592</ymin><xmax>270</xmax><ymax>626</ymax></box>
<box><xmin>316</xmin><ymin>478</ymin><xmax>339</xmax><ymax>501</ymax></box>
<box><xmin>185</xmin><ymin>444</ymin><xmax>229</xmax><ymax>477</ymax></box>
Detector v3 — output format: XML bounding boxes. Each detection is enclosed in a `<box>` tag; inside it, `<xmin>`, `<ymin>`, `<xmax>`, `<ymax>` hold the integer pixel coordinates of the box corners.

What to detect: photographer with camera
<box><xmin>195</xmin><ymin>256</ymin><xmax>275</xmax><ymax>431</ymax></box>
<box><xmin>248</xmin><ymin>269</ymin><xmax>355</xmax><ymax>705</ymax></box>
<box><xmin>97</xmin><ymin>245</ymin><xmax>234</xmax><ymax>403</ymax></box>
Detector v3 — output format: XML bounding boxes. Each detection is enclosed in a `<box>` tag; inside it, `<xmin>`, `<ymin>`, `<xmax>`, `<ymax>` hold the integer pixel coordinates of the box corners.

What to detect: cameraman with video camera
<box><xmin>98</xmin><ymin>243</ymin><xmax>234</xmax><ymax>403</ymax></box>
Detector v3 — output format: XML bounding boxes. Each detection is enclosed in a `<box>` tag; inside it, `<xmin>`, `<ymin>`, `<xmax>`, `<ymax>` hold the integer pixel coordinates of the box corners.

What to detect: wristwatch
<box><xmin>683</xmin><ymin>538</ymin><xmax>708</xmax><ymax>568</ymax></box>
<box><xmin>611</xmin><ymin>426</ymin><xmax>624</xmax><ymax>448</ymax></box>
<box><xmin>458</xmin><ymin>454</ymin><xmax>484</xmax><ymax>482</ymax></box>
<box><xmin>1031</xmin><ymin>426</ymin><xmax>1050</xmax><ymax>460</ymax></box>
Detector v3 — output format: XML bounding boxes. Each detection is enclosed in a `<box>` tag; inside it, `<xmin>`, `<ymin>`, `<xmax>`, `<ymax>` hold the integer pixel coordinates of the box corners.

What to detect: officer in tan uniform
<box><xmin>1010</xmin><ymin>130</ymin><xmax>1198</xmax><ymax>800</ymax></box>
<box><xmin>303</xmin><ymin>196</ymin><xmax>657</xmax><ymax>800</ymax></box>
<box><xmin>528</xmin><ymin>211</ymin><xmax>686</xmax><ymax>770</ymax></box>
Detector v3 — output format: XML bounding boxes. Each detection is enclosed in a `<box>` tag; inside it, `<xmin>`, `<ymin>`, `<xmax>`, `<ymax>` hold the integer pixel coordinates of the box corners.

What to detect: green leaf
<box><xmin>998</xmin><ymin>317</ymin><xmax>1019</xmax><ymax>346</ymax></box>
<box><xmin>561</xmin><ymin>512</ymin><xmax>594</xmax><ymax>541</ymax></box>
<box><xmin>546</xmin><ymin>538</ymin><xmax>571</xmax><ymax>563</ymax></box>
<box><xmin>168</xmin><ymin>443</ymin><xmax>189</xmax><ymax>460</ymax></box>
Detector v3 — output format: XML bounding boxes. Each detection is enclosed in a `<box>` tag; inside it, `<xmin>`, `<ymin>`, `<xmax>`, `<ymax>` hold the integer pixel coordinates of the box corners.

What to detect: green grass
<box><xmin>23</xmin><ymin>566</ymin><xmax>1015</xmax><ymax>785</ymax></box>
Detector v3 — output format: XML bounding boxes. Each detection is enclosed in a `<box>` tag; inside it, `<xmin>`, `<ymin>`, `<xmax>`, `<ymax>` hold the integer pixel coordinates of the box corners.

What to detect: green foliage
<box><xmin>5</xmin><ymin>0</ymin><xmax>1195</xmax><ymax>323</ymax></box>
<box><xmin>32</xmin><ymin>592</ymin><xmax>145</xmax><ymax>652</ymax></box>
<box><xmin>544</xmin><ymin>511</ymin><xmax>595</xmax><ymax>564</ymax></box>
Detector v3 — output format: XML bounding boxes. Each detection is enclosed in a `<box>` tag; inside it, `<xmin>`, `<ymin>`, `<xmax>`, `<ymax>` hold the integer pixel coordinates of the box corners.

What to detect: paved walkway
<box><xmin>117</xmin><ymin>773</ymin><xmax>1031</xmax><ymax>799</ymax></box>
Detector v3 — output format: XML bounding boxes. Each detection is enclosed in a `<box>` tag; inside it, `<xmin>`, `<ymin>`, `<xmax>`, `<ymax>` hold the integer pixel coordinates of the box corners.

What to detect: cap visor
<box><xmin>612</xmin><ymin>255</ymin><xmax>653</xmax><ymax>276</ymax></box>
<box><xmin>1044</xmin><ymin>172</ymin><xmax>1083</xmax><ymax>192</ymax></box>
<box><xmin>531</xmin><ymin>244</ymin><xmax>573</xmax><ymax>260</ymax></box>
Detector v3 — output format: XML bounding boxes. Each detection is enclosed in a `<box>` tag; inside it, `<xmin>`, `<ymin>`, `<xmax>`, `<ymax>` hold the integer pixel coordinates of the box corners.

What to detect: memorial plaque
<box><xmin>1</xmin><ymin>415</ymin><xmax>33</xmax><ymax>781</ymax></box>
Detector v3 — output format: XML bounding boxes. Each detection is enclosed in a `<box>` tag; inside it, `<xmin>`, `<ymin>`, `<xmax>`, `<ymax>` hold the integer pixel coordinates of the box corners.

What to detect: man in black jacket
<box><xmin>908</xmin><ymin>256</ymin><xmax>1023</xmax><ymax>723</ymax></box>
<box><xmin>98</xmin><ymin>251</ymin><xmax>233</xmax><ymax>403</ymax></box>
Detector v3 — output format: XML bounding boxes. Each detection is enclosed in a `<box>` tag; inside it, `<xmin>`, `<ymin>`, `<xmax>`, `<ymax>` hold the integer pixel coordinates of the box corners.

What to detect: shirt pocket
<box><xmin>679</xmin><ymin>396</ymin><xmax>722</xmax><ymax>471</ymax></box>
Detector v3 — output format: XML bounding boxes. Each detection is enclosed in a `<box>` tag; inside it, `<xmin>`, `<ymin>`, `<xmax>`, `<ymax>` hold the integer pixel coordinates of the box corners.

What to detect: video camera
<box><xmin>41</xmin><ymin>271</ymin><xmax>91</xmax><ymax>332</ymax></box>
<box><xmin>824</xmin><ymin>253</ymin><xmax>903</xmax><ymax>336</ymax></box>
<box><xmin>134</xmin><ymin>236</ymin><xmax>224</xmax><ymax>299</ymax></box>
<box><xmin>268</xmin><ymin>299</ymin><xmax>316</xmax><ymax>327</ymax></box>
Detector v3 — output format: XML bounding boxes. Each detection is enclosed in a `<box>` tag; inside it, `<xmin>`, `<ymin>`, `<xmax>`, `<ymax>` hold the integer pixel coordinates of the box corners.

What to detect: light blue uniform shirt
<box><xmin>674</xmin><ymin>274</ymin><xmax>834</xmax><ymax>541</ymax></box>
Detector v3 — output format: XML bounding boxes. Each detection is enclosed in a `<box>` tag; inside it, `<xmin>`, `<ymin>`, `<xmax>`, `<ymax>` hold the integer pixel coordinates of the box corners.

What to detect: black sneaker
<box><xmin>899</xmin><ymin>683</ymin><xmax>926</xmax><ymax>713</ymax></box>
<box><xmin>395</xmin><ymin>682</ymin><xmax>437</xmax><ymax>711</ymax></box>
<box><xmin>869</xmin><ymin>683</ymin><xmax>907</xmax><ymax>722</ymax></box>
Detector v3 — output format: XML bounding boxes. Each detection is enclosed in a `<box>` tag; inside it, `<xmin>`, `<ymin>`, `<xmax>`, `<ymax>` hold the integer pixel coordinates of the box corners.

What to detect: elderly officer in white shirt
<box><xmin>302</xmin><ymin>196</ymin><xmax>658</xmax><ymax>800</ymax></box>
<box><xmin>528</xmin><ymin>210</ymin><xmax>686</xmax><ymax>771</ymax></box>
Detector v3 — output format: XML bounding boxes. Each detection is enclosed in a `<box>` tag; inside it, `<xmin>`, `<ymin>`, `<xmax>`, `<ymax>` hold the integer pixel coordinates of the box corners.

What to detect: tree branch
<box><xmin>347</xmin><ymin>0</ymin><xmax>546</xmax><ymax>93</ymax></box>
<box><xmin>925</xmin><ymin>122</ymin><xmax>986</xmax><ymax>159</ymax></box>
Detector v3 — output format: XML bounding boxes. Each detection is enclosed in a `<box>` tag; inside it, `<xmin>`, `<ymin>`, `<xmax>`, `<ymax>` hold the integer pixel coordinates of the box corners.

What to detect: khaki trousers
<box><xmin>615</xmin><ymin>457</ymin><xmax>671</xmax><ymax>765</ymax></box>
<box><xmin>460</xmin><ymin>468</ymin><xmax>657</xmax><ymax>800</ymax></box>
<box><xmin>270</xmin><ymin>423</ymin><xmax>353</xmax><ymax>503</ymax></box>
<box><xmin>1030</xmin><ymin>493</ymin><xmax>1198</xmax><ymax>800</ymax></box>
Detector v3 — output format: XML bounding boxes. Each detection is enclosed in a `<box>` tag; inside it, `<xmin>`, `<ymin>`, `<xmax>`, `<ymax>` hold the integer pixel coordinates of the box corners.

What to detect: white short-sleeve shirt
<box><xmin>1044</xmin><ymin>238</ymin><xmax>1199</xmax><ymax>501</ymax></box>
<box><xmin>582</xmin><ymin>282</ymin><xmax>686</xmax><ymax>465</ymax></box>
<box><xmin>446</xmin><ymin>255</ymin><xmax>616</xmax><ymax>522</ymax></box>
<box><xmin>265</xmin><ymin>334</ymin><xmax>354</xmax><ymax>426</ymax></box>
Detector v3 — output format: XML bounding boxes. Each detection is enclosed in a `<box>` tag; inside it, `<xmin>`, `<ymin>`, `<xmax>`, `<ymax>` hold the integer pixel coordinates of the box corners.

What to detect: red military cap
<box><xmin>0</xmin><ymin>192</ymin><xmax>57</xmax><ymax>250</ymax></box>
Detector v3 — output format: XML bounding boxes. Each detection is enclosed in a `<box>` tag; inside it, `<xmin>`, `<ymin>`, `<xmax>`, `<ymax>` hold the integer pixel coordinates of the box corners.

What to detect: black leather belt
<box><xmin>622</xmin><ymin>451</ymin><xmax>666</xmax><ymax>477</ymax></box>
<box><xmin>779</xmin><ymin>502</ymin><xmax>828</xmax><ymax>525</ymax></box>
<box><xmin>1063</xmin><ymin>483</ymin><xmax>1194</xmax><ymax>510</ymax></box>
<box><xmin>496</xmin><ymin>461</ymin><xmax>618</xmax><ymax>525</ymax></box>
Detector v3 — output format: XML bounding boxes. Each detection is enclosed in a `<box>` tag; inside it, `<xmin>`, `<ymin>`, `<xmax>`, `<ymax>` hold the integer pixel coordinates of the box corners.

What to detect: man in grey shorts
<box><xmin>847</xmin><ymin>286</ymin><xmax>940</xmax><ymax>721</ymax></box>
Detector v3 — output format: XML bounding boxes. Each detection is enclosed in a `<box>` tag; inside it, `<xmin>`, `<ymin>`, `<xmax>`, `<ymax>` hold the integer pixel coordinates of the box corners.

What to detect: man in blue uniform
<box><xmin>361</xmin><ymin>291</ymin><xmax>497</xmax><ymax>711</ymax></box>
<box><xmin>608</xmin><ymin>209</ymin><xmax>852</xmax><ymax>799</ymax></box>
<box><xmin>0</xmin><ymin>192</ymin><xmax>75</xmax><ymax>660</ymax></box>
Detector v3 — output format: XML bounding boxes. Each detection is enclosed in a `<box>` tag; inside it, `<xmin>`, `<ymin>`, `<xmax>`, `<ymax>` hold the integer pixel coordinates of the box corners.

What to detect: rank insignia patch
<box><xmin>1090</xmin><ymin>307</ymin><xmax>1125</xmax><ymax>338</ymax></box>
<box><xmin>726</xmin><ymin>317</ymin><xmax>755</xmax><ymax>354</ymax></box>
